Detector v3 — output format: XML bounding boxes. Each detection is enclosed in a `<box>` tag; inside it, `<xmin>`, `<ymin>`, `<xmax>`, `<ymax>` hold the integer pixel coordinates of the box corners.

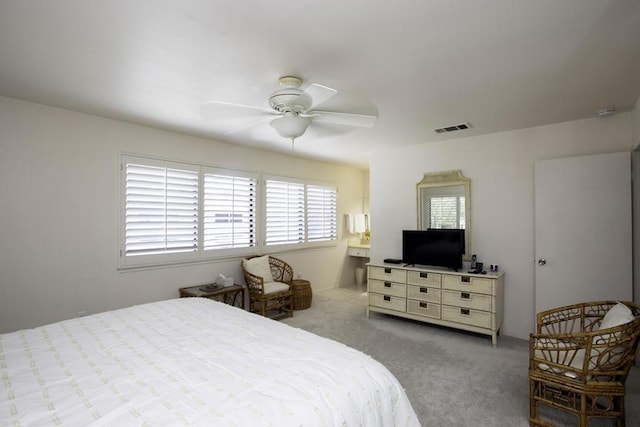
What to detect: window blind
<box><xmin>121</xmin><ymin>155</ymin><xmax>338</xmax><ymax>268</ymax></box>
<box><xmin>428</xmin><ymin>196</ymin><xmax>465</xmax><ymax>229</ymax></box>
<box><xmin>203</xmin><ymin>172</ymin><xmax>256</xmax><ymax>250</ymax></box>
<box><xmin>307</xmin><ymin>184</ymin><xmax>337</xmax><ymax>241</ymax></box>
<box><xmin>265</xmin><ymin>179</ymin><xmax>305</xmax><ymax>245</ymax></box>
<box><xmin>124</xmin><ymin>162</ymin><xmax>198</xmax><ymax>256</ymax></box>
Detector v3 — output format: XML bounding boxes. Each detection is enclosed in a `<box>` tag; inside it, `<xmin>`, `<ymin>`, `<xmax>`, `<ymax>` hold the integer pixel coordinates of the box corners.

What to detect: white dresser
<box><xmin>367</xmin><ymin>263</ymin><xmax>504</xmax><ymax>346</ymax></box>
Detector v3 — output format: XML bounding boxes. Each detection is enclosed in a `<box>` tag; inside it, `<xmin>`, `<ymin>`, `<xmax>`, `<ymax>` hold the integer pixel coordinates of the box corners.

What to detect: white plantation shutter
<box><xmin>429</xmin><ymin>196</ymin><xmax>457</xmax><ymax>228</ymax></box>
<box><xmin>124</xmin><ymin>161</ymin><xmax>198</xmax><ymax>257</ymax></box>
<box><xmin>426</xmin><ymin>185</ymin><xmax>465</xmax><ymax>229</ymax></box>
<box><xmin>203</xmin><ymin>171</ymin><xmax>257</xmax><ymax>250</ymax></box>
<box><xmin>307</xmin><ymin>184</ymin><xmax>337</xmax><ymax>241</ymax></box>
<box><xmin>265</xmin><ymin>179</ymin><xmax>305</xmax><ymax>245</ymax></box>
<box><xmin>120</xmin><ymin>156</ymin><xmax>338</xmax><ymax>268</ymax></box>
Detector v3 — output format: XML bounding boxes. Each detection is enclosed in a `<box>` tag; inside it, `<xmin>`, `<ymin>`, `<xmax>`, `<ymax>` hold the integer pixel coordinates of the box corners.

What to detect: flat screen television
<box><xmin>402</xmin><ymin>229</ymin><xmax>465</xmax><ymax>271</ymax></box>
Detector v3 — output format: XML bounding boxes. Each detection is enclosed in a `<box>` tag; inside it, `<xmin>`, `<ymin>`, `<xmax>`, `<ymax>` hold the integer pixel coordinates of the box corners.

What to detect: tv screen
<box><xmin>402</xmin><ymin>229</ymin><xmax>464</xmax><ymax>271</ymax></box>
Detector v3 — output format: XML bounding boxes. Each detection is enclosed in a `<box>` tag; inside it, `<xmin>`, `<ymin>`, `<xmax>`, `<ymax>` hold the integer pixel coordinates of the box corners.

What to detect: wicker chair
<box><xmin>529</xmin><ymin>301</ymin><xmax>640</xmax><ymax>427</ymax></box>
<box><xmin>241</xmin><ymin>255</ymin><xmax>293</xmax><ymax>320</ymax></box>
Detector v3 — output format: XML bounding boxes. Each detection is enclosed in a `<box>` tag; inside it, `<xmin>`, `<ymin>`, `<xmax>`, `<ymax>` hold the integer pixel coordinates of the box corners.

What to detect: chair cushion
<box><xmin>243</xmin><ymin>256</ymin><xmax>274</xmax><ymax>282</ymax></box>
<box><xmin>536</xmin><ymin>303</ymin><xmax>636</xmax><ymax>379</ymax></box>
<box><xmin>599</xmin><ymin>302</ymin><xmax>634</xmax><ymax>330</ymax></box>
<box><xmin>561</xmin><ymin>350</ymin><xmax>585</xmax><ymax>379</ymax></box>
<box><xmin>263</xmin><ymin>281</ymin><xmax>290</xmax><ymax>294</ymax></box>
<box><xmin>535</xmin><ymin>340</ymin><xmax>585</xmax><ymax>379</ymax></box>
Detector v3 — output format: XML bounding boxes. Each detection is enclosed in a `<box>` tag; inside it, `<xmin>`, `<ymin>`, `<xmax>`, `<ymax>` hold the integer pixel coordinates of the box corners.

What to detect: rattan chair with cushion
<box><xmin>241</xmin><ymin>255</ymin><xmax>293</xmax><ymax>320</ymax></box>
<box><xmin>529</xmin><ymin>300</ymin><xmax>640</xmax><ymax>427</ymax></box>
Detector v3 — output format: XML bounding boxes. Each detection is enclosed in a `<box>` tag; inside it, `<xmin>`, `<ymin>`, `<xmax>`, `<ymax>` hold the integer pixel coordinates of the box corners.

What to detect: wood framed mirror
<box><xmin>417</xmin><ymin>170</ymin><xmax>471</xmax><ymax>260</ymax></box>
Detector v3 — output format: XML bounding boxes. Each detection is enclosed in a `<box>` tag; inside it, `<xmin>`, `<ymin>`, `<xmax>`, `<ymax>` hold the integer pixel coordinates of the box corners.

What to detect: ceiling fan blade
<box><xmin>305</xmin><ymin>83</ymin><xmax>338</xmax><ymax>109</ymax></box>
<box><xmin>310</xmin><ymin>111</ymin><xmax>377</xmax><ymax>128</ymax></box>
<box><xmin>225</xmin><ymin>116</ymin><xmax>275</xmax><ymax>136</ymax></box>
<box><xmin>304</xmin><ymin>121</ymin><xmax>350</xmax><ymax>138</ymax></box>
<box><xmin>200</xmin><ymin>101</ymin><xmax>273</xmax><ymax>121</ymax></box>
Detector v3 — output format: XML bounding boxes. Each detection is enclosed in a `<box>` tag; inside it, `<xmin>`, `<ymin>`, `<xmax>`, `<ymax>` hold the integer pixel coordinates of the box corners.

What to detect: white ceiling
<box><xmin>1</xmin><ymin>0</ymin><xmax>639</xmax><ymax>169</ymax></box>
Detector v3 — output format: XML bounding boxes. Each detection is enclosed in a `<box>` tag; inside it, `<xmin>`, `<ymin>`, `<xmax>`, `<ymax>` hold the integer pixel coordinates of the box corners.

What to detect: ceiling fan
<box><xmin>200</xmin><ymin>76</ymin><xmax>377</xmax><ymax>144</ymax></box>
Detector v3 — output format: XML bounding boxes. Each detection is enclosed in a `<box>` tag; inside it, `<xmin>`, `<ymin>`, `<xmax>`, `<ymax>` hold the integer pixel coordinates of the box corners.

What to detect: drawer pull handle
<box><xmin>419</xmin><ymin>272</ymin><xmax>428</xmax><ymax>278</ymax></box>
<box><xmin>384</xmin><ymin>267</ymin><xmax>392</xmax><ymax>274</ymax></box>
<box><xmin>383</xmin><ymin>295</ymin><xmax>391</xmax><ymax>302</ymax></box>
<box><xmin>461</xmin><ymin>276</ymin><xmax>471</xmax><ymax>283</ymax></box>
<box><xmin>461</xmin><ymin>292</ymin><xmax>470</xmax><ymax>299</ymax></box>
<box><xmin>419</xmin><ymin>302</ymin><xmax>428</xmax><ymax>308</ymax></box>
<box><xmin>461</xmin><ymin>308</ymin><xmax>470</xmax><ymax>315</ymax></box>
<box><xmin>419</xmin><ymin>287</ymin><xmax>429</xmax><ymax>293</ymax></box>
<box><xmin>384</xmin><ymin>282</ymin><xmax>392</xmax><ymax>287</ymax></box>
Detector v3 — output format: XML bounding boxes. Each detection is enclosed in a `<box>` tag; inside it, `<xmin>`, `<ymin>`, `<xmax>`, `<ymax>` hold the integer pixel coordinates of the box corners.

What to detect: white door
<box><xmin>534</xmin><ymin>152</ymin><xmax>632</xmax><ymax>314</ymax></box>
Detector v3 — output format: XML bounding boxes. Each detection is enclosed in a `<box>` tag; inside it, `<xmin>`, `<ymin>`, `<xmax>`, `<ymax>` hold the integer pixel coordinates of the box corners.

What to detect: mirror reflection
<box><xmin>417</xmin><ymin>170</ymin><xmax>471</xmax><ymax>260</ymax></box>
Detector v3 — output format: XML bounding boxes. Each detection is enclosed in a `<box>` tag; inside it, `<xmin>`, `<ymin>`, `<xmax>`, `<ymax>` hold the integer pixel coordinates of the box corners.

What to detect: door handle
<box><xmin>537</xmin><ymin>258</ymin><xmax>546</xmax><ymax>266</ymax></box>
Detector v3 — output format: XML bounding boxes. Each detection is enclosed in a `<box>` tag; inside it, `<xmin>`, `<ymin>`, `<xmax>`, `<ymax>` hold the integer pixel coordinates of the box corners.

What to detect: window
<box><xmin>265</xmin><ymin>177</ymin><xmax>337</xmax><ymax>247</ymax></box>
<box><xmin>428</xmin><ymin>194</ymin><xmax>465</xmax><ymax>229</ymax></box>
<box><xmin>203</xmin><ymin>170</ymin><xmax>256</xmax><ymax>251</ymax></box>
<box><xmin>265</xmin><ymin>179</ymin><xmax>305</xmax><ymax>245</ymax></box>
<box><xmin>307</xmin><ymin>184</ymin><xmax>337</xmax><ymax>241</ymax></box>
<box><xmin>123</xmin><ymin>160</ymin><xmax>198</xmax><ymax>258</ymax></box>
<box><xmin>120</xmin><ymin>156</ymin><xmax>337</xmax><ymax>268</ymax></box>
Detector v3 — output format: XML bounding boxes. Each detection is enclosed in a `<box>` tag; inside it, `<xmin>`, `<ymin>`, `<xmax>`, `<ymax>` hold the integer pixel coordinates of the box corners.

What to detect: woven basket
<box><xmin>292</xmin><ymin>280</ymin><xmax>312</xmax><ymax>310</ymax></box>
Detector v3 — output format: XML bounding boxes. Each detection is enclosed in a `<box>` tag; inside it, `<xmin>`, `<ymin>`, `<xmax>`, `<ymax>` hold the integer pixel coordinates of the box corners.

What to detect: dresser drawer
<box><xmin>369</xmin><ymin>293</ymin><xmax>406</xmax><ymax>312</ymax></box>
<box><xmin>407</xmin><ymin>270</ymin><xmax>441</xmax><ymax>288</ymax></box>
<box><xmin>442</xmin><ymin>305</ymin><xmax>492</xmax><ymax>329</ymax></box>
<box><xmin>368</xmin><ymin>266</ymin><xmax>407</xmax><ymax>283</ymax></box>
<box><xmin>442</xmin><ymin>290</ymin><xmax>492</xmax><ymax>311</ymax></box>
<box><xmin>407</xmin><ymin>300</ymin><xmax>441</xmax><ymax>319</ymax></box>
<box><xmin>369</xmin><ymin>279</ymin><xmax>406</xmax><ymax>298</ymax></box>
<box><xmin>406</xmin><ymin>285</ymin><xmax>441</xmax><ymax>303</ymax></box>
<box><xmin>442</xmin><ymin>275</ymin><xmax>493</xmax><ymax>294</ymax></box>
<box><xmin>347</xmin><ymin>247</ymin><xmax>370</xmax><ymax>258</ymax></box>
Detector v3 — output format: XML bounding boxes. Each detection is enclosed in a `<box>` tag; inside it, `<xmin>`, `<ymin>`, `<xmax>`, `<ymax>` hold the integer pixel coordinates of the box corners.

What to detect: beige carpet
<box><xmin>282</xmin><ymin>285</ymin><xmax>640</xmax><ymax>427</ymax></box>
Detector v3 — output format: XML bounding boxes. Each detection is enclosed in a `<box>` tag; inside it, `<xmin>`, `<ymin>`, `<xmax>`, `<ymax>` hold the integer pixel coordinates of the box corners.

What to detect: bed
<box><xmin>0</xmin><ymin>297</ymin><xmax>420</xmax><ymax>426</ymax></box>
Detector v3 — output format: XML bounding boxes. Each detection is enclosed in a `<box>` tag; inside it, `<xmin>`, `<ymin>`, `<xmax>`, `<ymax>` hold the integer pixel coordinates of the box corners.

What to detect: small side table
<box><xmin>290</xmin><ymin>279</ymin><xmax>312</xmax><ymax>310</ymax></box>
<box><xmin>179</xmin><ymin>284</ymin><xmax>246</xmax><ymax>309</ymax></box>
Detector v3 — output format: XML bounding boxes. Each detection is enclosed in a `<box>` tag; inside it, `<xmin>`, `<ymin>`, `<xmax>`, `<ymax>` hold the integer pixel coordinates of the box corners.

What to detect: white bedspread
<box><xmin>1</xmin><ymin>298</ymin><xmax>419</xmax><ymax>426</ymax></box>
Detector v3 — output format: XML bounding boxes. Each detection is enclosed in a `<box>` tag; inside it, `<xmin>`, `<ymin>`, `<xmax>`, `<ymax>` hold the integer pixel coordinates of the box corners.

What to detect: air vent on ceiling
<box><xmin>433</xmin><ymin>122</ymin><xmax>471</xmax><ymax>134</ymax></box>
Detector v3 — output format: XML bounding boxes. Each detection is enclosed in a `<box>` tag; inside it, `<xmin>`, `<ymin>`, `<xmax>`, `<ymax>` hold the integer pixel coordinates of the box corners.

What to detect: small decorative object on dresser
<box><xmin>367</xmin><ymin>263</ymin><xmax>504</xmax><ymax>346</ymax></box>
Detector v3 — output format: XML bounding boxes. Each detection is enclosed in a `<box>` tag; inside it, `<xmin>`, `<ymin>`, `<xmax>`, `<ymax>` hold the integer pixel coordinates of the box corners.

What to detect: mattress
<box><xmin>0</xmin><ymin>297</ymin><xmax>420</xmax><ymax>426</ymax></box>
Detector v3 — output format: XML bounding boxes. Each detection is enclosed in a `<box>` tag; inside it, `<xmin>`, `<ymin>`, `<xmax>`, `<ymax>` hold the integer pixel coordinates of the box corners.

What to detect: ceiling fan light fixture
<box><xmin>270</xmin><ymin>114</ymin><xmax>311</xmax><ymax>139</ymax></box>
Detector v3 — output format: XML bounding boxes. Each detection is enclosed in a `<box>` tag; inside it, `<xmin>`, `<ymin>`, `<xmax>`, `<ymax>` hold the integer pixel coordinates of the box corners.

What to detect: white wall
<box><xmin>369</xmin><ymin>113</ymin><xmax>634</xmax><ymax>340</ymax></box>
<box><xmin>633</xmin><ymin>96</ymin><xmax>640</xmax><ymax>303</ymax></box>
<box><xmin>0</xmin><ymin>96</ymin><xmax>365</xmax><ymax>333</ymax></box>
<box><xmin>632</xmin><ymin>96</ymin><xmax>640</xmax><ymax>150</ymax></box>
<box><xmin>633</xmin><ymin>150</ymin><xmax>639</xmax><ymax>304</ymax></box>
